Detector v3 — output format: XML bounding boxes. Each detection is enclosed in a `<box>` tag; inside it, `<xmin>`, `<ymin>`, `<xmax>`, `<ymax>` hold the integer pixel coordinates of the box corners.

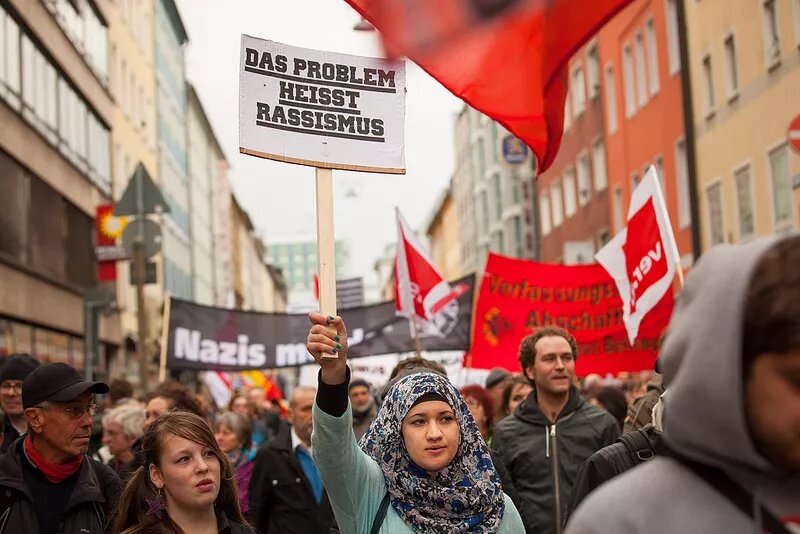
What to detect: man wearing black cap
<box><xmin>0</xmin><ymin>362</ymin><xmax>122</xmax><ymax>533</ymax></box>
<box><xmin>0</xmin><ymin>353</ymin><xmax>40</xmax><ymax>453</ymax></box>
<box><xmin>348</xmin><ymin>378</ymin><xmax>377</xmax><ymax>440</ymax></box>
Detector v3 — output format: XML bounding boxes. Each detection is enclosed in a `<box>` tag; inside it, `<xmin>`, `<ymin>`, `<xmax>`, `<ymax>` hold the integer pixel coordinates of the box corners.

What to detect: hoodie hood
<box><xmin>660</xmin><ymin>237</ymin><xmax>781</xmax><ymax>473</ymax></box>
<box><xmin>514</xmin><ymin>385</ymin><xmax>584</xmax><ymax>425</ymax></box>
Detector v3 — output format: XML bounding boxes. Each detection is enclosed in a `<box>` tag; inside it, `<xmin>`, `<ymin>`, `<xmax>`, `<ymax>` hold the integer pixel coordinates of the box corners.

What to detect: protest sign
<box><xmin>470</xmin><ymin>254</ymin><xmax>673</xmax><ymax>376</ymax></box>
<box><xmin>163</xmin><ymin>275</ymin><xmax>474</xmax><ymax>372</ymax></box>
<box><xmin>239</xmin><ymin>34</ymin><xmax>406</xmax><ymax>174</ymax></box>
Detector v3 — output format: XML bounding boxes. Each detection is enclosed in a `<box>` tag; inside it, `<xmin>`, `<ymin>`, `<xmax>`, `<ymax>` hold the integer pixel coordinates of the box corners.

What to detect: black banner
<box><xmin>165</xmin><ymin>275</ymin><xmax>474</xmax><ymax>371</ymax></box>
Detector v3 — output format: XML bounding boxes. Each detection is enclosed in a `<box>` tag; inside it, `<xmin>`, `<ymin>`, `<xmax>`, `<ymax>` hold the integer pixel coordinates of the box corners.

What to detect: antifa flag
<box><xmin>164</xmin><ymin>275</ymin><xmax>475</xmax><ymax>372</ymax></box>
<box><xmin>343</xmin><ymin>0</ymin><xmax>633</xmax><ymax>171</ymax></box>
<box><xmin>471</xmin><ymin>254</ymin><xmax>672</xmax><ymax>376</ymax></box>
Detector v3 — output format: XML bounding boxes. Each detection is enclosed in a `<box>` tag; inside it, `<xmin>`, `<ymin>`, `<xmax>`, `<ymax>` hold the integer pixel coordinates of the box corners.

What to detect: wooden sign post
<box><xmin>238</xmin><ymin>35</ymin><xmax>406</xmax><ymax>345</ymax></box>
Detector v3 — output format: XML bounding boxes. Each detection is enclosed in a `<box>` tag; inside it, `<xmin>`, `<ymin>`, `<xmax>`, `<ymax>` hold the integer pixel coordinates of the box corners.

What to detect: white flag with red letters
<box><xmin>595</xmin><ymin>166</ymin><xmax>679</xmax><ymax>345</ymax></box>
<box><xmin>394</xmin><ymin>208</ymin><xmax>468</xmax><ymax>335</ymax></box>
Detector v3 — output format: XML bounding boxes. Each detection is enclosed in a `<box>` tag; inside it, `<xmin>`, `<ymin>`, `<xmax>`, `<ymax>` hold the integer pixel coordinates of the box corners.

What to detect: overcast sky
<box><xmin>175</xmin><ymin>0</ymin><xmax>463</xmax><ymax>296</ymax></box>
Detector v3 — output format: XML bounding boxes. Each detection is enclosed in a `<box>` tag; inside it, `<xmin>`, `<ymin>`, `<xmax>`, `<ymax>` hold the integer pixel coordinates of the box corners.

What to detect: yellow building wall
<box><xmin>108</xmin><ymin>0</ymin><xmax>162</xmax><ymax>345</ymax></box>
<box><xmin>428</xmin><ymin>193</ymin><xmax>462</xmax><ymax>282</ymax></box>
<box><xmin>687</xmin><ymin>0</ymin><xmax>800</xmax><ymax>250</ymax></box>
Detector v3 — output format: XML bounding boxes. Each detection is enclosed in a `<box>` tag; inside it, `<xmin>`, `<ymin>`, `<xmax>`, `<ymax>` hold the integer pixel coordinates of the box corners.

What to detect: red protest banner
<box><xmin>470</xmin><ymin>253</ymin><xmax>673</xmax><ymax>376</ymax></box>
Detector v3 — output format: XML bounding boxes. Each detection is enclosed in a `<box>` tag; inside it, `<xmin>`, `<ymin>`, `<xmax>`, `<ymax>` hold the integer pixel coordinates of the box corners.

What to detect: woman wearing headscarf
<box><xmin>306</xmin><ymin>313</ymin><xmax>524</xmax><ymax>533</ymax></box>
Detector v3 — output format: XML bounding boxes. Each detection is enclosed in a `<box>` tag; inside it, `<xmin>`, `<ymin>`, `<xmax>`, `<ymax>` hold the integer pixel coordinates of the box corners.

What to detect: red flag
<box><xmin>595</xmin><ymin>166</ymin><xmax>680</xmax><ymax>344</ymax></box>
<box><xmin>343</xmin><ymin>0</ymin><xmax>633</xmax><ymax>171</ymax></box>
<box><xmin>394</xmin><ymin>208</ymin><xmax>468</xmax><ymax>326</ymax></box>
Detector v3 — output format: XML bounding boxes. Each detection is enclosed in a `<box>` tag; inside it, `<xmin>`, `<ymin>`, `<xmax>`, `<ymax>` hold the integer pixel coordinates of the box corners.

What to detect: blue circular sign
<box><xmin>501</xmin><ymin>134</ymin><xmax>529</xmax><ymax>165</ymax></box>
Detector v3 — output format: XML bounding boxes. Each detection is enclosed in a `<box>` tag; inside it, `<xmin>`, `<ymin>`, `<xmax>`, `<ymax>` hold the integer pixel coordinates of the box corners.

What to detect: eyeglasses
<box><xmin>38</xmin><ymin>403</ymin><xmax>100</xmax><ymax>420</ymax></box>
<box><xmin>0</xmin><ymin>383</ymin><xmax>23</xmax><ymax>394</ymax></box>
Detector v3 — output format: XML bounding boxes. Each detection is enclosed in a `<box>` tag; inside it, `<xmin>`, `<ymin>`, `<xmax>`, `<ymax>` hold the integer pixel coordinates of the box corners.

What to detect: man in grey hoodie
<box><xmin>566</xmin><ymin>236</ymin><xmax>800</xmax><ymax>533</ymax></box>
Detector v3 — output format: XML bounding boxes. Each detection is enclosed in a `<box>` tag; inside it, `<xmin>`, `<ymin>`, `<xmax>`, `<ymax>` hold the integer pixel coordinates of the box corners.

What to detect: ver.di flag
<box><xmin>595</xmin><ymin>165</ymin><xmax>680</xmax><ymax>345</ymax></box>
<box><xmin>394</xmin><ymin>208</ymin><xmax>469</xmax><ymax>336</ymax></box>
<box><xmin>342</xmin><ymin>0</ymin><xmax>633</xmax><ymax>172</ymax></box>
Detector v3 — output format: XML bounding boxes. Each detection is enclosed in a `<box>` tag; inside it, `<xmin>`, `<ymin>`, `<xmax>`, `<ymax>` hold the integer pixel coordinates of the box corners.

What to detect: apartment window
<box><xmin>654</xmin><ymin>156</ymin><xmax>666</xmax><ymax>197</ymax></box>
<box><xmin>587</xmin><ymin>44</ymin><xmax>600</xmax><ymax>99</ymax></box>
<box><xmin>1</xmin><ymin>10</ymin><xmax>21</xmax><ymax>108</ymax></box>
<box><xmin>676</xmin><ymin>138</ymin><xmax>692</xmax><ymax>228</ymax></box>
<box><xmin>762</xmin><ymin>0</ymin><xmax>781</xmax><ymax>69</ymax></box>
<box><xmin>513</xmin><ymin>216</ymin><xmax>523</xmax><ymax>257</ymax></box>
<box><xmin>623</xmin><ymin>44</ymin><xmax>636</xmax><ymax>117</ymax></box>
<box><xmin>563</xmin><ymin>169</ymin><xmax>577</xmax><ymax>218</ymax></box>
<box><xmin>706</xmin><ymin>182</ymin><xmax>725</xmax><ymax>246</ymax></box>
<box><xmin>592</xmin><ymin>139</ymin><xmax>608</xmax><ymax>192</ymax></box>
<box><xmin>634</xmin><ymin>32</ymin><xmax>648</xmax><ymax>107</ymax></box>
<box><xmin>605</xmin><ymin>64</ymin><xmax>618</xmax><ymax>134</ymax></box>
<box><xmin>613</xmin><ymin>186</ymin><xmax>624</xmax><ymax>233</ymax></box>
<box><xmin>540</xmin><ymin>191</ymin><xmax>552</xmax><ymax>236</ymax></box>
<box><xmin>769</xmin><ymin>144</ymin><xmax>793</xmax><ymax>228</ymax></box>
<box><xmin>665</xmin><ymin>0</ymin><xmax>681</xmax><ymax>75</ymax></box>
<box><xmin>724</xmin><ymin>34</ymin><xmax>739</xmax><ymax>98</ymax></box>
<box><xmin>480</xmin><ymin>190</ymin><xmax>490</xmax><ymax>233</ymax></box>
<box><xmin>551</xmin><ymin>181</ymin><xmax>564</xmax><ymax>228</ymax></box>
<box><xmin>577</xmin><ymin>153</ymin><xmax>591</xmax><ymax>207</ymax></box>
<box><xmin>121</xmin><ymin>59</ymin><xmax>128</xmax><ymax>114</ymax></box>
<box><xmin>572</xmin><ymin>64</ymin><xmax>586</xmax><ymax>116</ymax></box>
<box><xmin>794</xmin><ymin>0</ymin><xmax>800</xmax><ymax>46</ymax></box>
<box><xmin>511</xmin><ymin>174</ymin><xmax>520</xmax><ymax>205</ymax></box>
<box><xmin>734</xmin><ymin>165</ymin><xmax>755</xmax><ymax>239</ymax></box>
<box><xmin>493</xmin><ymin>173</ymin><xmax>503</xmax><ymax>220</ymax></box>
<box><xmin>494</xmin><ymin>230</ymin><xmax>505</xmax><ymax>255</ymax></box>
<box><xmin>702</xmin><ymin>54</ymin><xmax>715</xmax><ymax>117</ymax></box>
<box><xmin>646</xmin><ymin>19</ymin><xmax>660</xmax><ymax>96</ymax></box>
<box><xmin>632</xmin><ymin>173</ymin><xmax>641</xmax><ymax>191</ymax></box>
<box><xmin>564</xmin><ymin>88</ymin><xmax>572</xmax><ymax>131</ymax></box>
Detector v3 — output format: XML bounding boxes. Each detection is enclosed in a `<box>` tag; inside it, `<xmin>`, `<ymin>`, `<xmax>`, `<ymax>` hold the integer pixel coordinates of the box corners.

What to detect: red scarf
<box><xmin>24</xmin><ymin>437</ymin><xmax>84</xmax><ymax>483</ymax></box>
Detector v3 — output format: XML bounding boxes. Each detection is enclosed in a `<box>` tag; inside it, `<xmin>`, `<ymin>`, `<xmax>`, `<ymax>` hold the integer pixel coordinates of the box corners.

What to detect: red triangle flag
<box><xmin>343</xmin><ymin>0</ymin><xmax>633</xmax><ymax>172</ymax></box>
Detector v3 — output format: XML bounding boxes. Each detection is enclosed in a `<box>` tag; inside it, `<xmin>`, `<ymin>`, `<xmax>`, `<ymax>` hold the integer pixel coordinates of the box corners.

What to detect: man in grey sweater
<box><xmin>567</xmin><ymin>236</ymin><xmax>800</xmax><ymax>533</ymax></box>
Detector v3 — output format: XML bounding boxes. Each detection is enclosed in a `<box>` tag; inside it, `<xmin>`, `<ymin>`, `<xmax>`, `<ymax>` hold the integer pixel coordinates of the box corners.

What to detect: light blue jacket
<box><xmin>312</xmin><ymin>402</ymin><xmax>525</xmax><ymax>533</ymax></box>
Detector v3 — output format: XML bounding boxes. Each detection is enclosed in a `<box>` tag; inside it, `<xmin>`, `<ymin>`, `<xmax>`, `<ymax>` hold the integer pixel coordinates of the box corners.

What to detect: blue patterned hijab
<box><xmin>360</xmin><ymin>372</ymin><xmax>505</xmax><ymax>533</ymax></box>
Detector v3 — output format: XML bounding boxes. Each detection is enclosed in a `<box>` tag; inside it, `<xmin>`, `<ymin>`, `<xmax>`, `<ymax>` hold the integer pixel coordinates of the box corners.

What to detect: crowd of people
<box><xmin>0</xmin><ymin>235</ymin><xmax>797</xmax><ymax>533</ymax></box>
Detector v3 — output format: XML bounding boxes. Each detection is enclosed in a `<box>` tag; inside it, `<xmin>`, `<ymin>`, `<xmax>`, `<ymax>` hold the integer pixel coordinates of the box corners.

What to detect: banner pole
<box><xmin>316</xmin><ymin>167</ymin><xmax>338</xmax><ymax>360</ymax></box>
<box><xmin>411</xmin><ymin>315</ymin><xmax>422</xmax><ymax>357</ymax></box>
<box><xmin>675</xmin><ymin>261</ymin><xmax>685</xmax><ymax>292</ymax></box>
<box><xmin>159</xmin><ymin>294</ymin><xmax>171</xmax><ymax>383</ymax></box>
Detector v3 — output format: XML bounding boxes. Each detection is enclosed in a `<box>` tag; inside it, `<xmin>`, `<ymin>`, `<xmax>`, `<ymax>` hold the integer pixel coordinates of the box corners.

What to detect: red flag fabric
<box><xmin>394</xmin><ymin>208</ymin><xmax>452</xmax><ymax>321</ymax></box>
<box><xmin>343</xmin><ymin>0</ymin><xmax>633</xmax><ymax>171</ymax></box>
<box><xmin>471</xmin><ymin>253</ymin><xmax>673</xmax><ymax>376</ymax></box>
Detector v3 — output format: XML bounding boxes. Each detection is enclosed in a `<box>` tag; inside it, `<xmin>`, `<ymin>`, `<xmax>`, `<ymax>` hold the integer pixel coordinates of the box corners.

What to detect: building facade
<box><xmin>598</xmin><ymin>0</ymin><xmax>694</xmax><ymax>266</ymax></box>
<box><xmin>0</xmin><ymin>0</ymin><xmax>121</xmax><ymax>376</ymax></box>
<box><xmin>453</xmin><ymin>105</ymin><xmax>538</xmax><ymax>272</ymax></box>
<box><xmin>685</xmin><ymin>0</ymin><xmax>800</xmax><ymax>248</ymax></box>
<box><xmin>537</xmin><ymin>42</ymin><xmax>612</xmax><ymax>264</ymax></box>
<box><xmin>186</xmin><ymin>84</ymin><xmax>224</xmax><ymax>306</ymax></box>
<box><xmin>426</xmin><ymin>183</ymin><xmax>462</xmax><ymax>281</ymax></box>
<box><xmin>266</xmin><ymin>237</ymin><xmax>350</xmax><ymax>307</ymax></box>
<box><xmin>155</xmin><ymin>0</ymin><xmax>192</xmax><ymax>300</ymax></box>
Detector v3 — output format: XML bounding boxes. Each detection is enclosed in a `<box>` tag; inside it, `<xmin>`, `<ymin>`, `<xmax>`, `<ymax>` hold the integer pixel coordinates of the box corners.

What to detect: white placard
<box><xmin>239</xmin><ymin>34</ymin><xmax>406</xmax><ymax>174</ymax></box>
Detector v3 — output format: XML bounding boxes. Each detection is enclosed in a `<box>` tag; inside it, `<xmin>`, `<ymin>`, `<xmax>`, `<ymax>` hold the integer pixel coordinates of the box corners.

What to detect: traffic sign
<box><xmin>121</xmin><ymin>219</ymin><xmax>162</xmax><ymax>260</ymax></box>
<box><xmin>499</xmin><ymin>134</ymin><xmax>529</xmax><ymax>166</ymax></box>
<box><xmin>789</xmin><ymin>114</ymin><xmax>800</xmax><ymax>154</ymax></box>
<box><xmin>114</xmin><ymin>163</ymin><xmax>170</xmax><ymax>216</ymax></box>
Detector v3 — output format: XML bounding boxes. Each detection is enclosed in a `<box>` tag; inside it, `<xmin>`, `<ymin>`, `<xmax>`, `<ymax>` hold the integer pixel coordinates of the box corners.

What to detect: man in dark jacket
<box><xmin>249</xmin><ymin>386</ymin><xmax>336</xmax><ymax>534</ymax></box>
<box><xmin>492</xmin><ymin>327</ymin><xmax>620</xmax><ymax>534</ymax></box>
<box><xmin>348</xmin><ymin>378</ymin><xmax>377</xmax><ymax>440</ymax></box>
<box><xmin>0</xmin><ymin>354</ymin><xmax>39</xmax><ymax>453</ymax></box>
<box><xmin>0</xmin><ymin>362</ymin><xmax>121</xmax><ymax>533</ymax></box>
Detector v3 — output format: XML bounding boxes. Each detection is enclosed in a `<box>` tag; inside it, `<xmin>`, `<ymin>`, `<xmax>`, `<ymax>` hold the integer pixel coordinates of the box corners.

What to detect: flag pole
<box><xmin>675</xmin><ymin>261</ymin><xmax>685</xmax><ymax>291</ymax></box>
<box><xmin>315</xmin><ymin>167</ymin><xmax>339</xmax><ymax>360</ymax></box>
<box><xmin>411</xmin><ymin>315</ymin><xmax>422</xmax><ymax>357</ymax></box>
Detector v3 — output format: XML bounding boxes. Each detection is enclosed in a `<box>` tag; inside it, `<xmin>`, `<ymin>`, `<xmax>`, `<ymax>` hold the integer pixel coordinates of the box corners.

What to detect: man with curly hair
<box><xmin>492</xmin><ymin>326</ymin><xmax>620</xmax><ymax>534</ymax></box>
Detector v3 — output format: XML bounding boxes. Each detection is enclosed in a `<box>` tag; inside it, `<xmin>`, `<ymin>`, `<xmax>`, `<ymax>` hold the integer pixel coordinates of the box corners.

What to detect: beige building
<box><xmin>107</xmin><ymin>0</ymin><xmax>162</xmax><ymax>379</ymax></box>
<box><xmin>686</xmin><ymin>0</ymin><xmax>800</xmax><ymax>249</ymax></box>
<box><xmin>0</xmin><ymin>0</ymin><xmax>122</xmax><ymax>376</ymax></box>
<box><xmin>426</xmin><ymin>183</ymin><xmax>462</xmax><ymax>282</ymax></box>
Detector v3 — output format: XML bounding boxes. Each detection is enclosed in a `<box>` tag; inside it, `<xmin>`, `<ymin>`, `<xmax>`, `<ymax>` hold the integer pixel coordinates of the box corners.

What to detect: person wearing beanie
<box><xmin>485</xmin><ymin>367</ymin><xmax>511</xmax><ymax>426</ymax></box>
<box><xmin>0</xmin><ymin>353</ymin><xmax>40</xmax><ymax>453</ymax></box>
<box><xmin>348</xmin><ymin>378</ymin><xmax>377</xmax><ymax>440</ymax></box>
